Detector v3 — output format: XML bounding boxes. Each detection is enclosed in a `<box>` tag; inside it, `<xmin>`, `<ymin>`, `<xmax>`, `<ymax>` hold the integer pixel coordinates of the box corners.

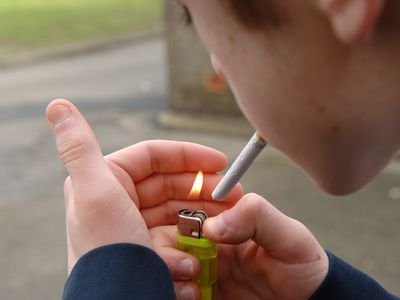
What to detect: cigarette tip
<box><xmin>255</xmin><ymin>131</ymin><xmax>267</xmax><ymax>144</ymax></box>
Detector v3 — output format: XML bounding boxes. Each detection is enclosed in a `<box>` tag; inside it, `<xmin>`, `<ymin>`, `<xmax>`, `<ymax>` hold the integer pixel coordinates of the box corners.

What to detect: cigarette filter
<box><xmin>177</xmin><ymin>209</ymin><xmax>217</xmax><ymax>300</ymax></box>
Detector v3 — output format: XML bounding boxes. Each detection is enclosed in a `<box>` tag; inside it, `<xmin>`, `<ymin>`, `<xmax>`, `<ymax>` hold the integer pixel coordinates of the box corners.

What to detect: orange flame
<box><xmin>188</xmin><ymin>171</ymin><xmax>203</xmax><ymax>200</ymax></box>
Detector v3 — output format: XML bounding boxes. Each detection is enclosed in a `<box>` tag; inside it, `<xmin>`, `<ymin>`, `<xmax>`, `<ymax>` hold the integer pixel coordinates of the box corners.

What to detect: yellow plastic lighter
<box><xmin>177</xmin><ymin>209</ymin><xmax>217</xmax><ymax>300</ymax></box>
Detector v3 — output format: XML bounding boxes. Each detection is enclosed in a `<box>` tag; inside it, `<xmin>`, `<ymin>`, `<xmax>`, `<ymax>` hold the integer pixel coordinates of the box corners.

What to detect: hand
<box><xmin>46</xmin><ymin>99</ymin><xmax>242</xmax><ymax>273</ymax></box>
<box><xmin>153</xmin><ymin>193</ymin><xmax>329</xmax><ymax>300</ymax></box>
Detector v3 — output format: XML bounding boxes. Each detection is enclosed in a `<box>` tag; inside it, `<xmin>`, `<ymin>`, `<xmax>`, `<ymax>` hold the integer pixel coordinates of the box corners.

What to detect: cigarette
<box><xmin>212</xmin><ymin>132</ymin><xmax>267</xmax><ymax>200</ymax></box>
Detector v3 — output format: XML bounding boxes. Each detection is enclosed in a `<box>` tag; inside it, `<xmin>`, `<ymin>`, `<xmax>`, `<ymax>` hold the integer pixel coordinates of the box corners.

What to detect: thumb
<box><xmin>204</xmin><ymin>193</ymin><xmax>321</xmax><ymax>263</ymax></box>
<box><xmin>46</xmin><ymin>99</ymin><xmax>110</xmax><ymax>194</ymax></box>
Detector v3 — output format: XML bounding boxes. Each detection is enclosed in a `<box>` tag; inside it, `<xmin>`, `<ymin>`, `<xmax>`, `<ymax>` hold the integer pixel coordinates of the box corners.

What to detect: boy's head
<box><xmin>178</xmin><ymin>0</ymin><xmax>400</xmax><ymax>195</ymax></box>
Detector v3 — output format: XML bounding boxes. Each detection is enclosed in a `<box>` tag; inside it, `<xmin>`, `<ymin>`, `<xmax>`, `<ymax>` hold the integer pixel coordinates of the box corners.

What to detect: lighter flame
<box><xmin>188</xmin><ymin>171</ymin><xmax>203</xmax><ymax>200</ymax></box>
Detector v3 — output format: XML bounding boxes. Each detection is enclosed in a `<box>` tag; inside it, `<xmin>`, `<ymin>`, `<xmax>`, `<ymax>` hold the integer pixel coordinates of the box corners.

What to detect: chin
<box><xmin>316</xmin><ymin>178</ymin><xmax>370</xmax><ymax>196</ymax></box>
<box><xmin>310</xmin><ymin>160</ymin><xmax>389</xmax><ymax>196</ymax></box>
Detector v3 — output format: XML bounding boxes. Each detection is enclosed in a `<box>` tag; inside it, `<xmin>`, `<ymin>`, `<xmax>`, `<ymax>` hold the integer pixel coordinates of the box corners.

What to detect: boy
<box><xmin>47</xmin><ymin>0</ymin><xmax>400</xmax><ymax>299</ymax></box>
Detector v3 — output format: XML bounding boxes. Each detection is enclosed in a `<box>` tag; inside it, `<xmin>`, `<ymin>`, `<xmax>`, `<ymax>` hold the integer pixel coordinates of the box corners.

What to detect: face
<box><xmin>180</xmin><ymin>0</ymin><xmax>400</xmax><ymax>195</ymax></box>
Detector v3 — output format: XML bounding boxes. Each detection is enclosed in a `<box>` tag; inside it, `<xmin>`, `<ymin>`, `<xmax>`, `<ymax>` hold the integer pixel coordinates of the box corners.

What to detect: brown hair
<box><xmin>225</xmin><ymin>0</ymin><xmax>282</xmax><ymax>29</ymax></box>
<box><xmin>179</xmin><ymin>0</ymin><xmax>282</xmax><ymax>30</ymax></box>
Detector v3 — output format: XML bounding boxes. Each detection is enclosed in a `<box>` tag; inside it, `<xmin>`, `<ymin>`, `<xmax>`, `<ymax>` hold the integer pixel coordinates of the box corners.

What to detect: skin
<box><xmin>183</xmin><ymin>0</ymin><xmax>400</xmax><ymax>195</ymax></box>
<box><xmin>47</xmin><ymin>100</ymin><xmax>326</xmax><ymax>300</ymax></box>
<box><xmin>46</xmin><ymin>100</ymin><xmax>241</xmax><ymax>274</ymax></box>
<box><xmin>46</xmin><ymin>0</ymin><xmax>400</xmax><ymax>299</ymax></box>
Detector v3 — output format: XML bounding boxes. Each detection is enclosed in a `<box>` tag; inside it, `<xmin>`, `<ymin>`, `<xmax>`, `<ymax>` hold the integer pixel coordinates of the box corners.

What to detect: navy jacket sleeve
<box><xmin>63</xmin><ymin>243</ymin><xmax>176</xmax><ymax>300</ymax></box>
<box><xmin>310</xmin><ymin>251</ymin><xmax>399</xmax><ymax>300</ymax></box>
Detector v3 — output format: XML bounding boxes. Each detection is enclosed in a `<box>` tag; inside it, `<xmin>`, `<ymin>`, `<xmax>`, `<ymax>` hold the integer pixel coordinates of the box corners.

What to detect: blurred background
<box><xmin>0</xmin><ymin>0</ymin><xmax>399</xmax><ymax>299</ymax></box>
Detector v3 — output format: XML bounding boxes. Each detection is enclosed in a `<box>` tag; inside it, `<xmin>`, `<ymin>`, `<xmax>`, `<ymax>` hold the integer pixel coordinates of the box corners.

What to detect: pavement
<box><xmin>0</xmin><ymin>37</ymin><xmax>399</xmax><ymax>299</ymax></box>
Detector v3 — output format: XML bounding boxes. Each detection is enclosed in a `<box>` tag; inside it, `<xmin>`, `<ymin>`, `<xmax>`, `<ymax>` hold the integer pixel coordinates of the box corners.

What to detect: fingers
<box><xmin>151</xmin><ymin>226</ymin><xmax>200</xmax><ymax>278</ymax></box>
<box><xmin>175</xmin><ymin>282</ymin><xmax>200</xmax><ymax>300</ymax></box>
<box><xmin>151</xmin><ymin>226</ymin><xmax>200</xmax><ymax>300</ymax></box>
<box><xmin>204</xmin><ymin>193</ymin><xmax>321</xmax><ymax>264</ymax></box>
<box><xmin>46</xmin><ymin>99</ymin><xmax>112</xmax><ymax>196</ymax></box>
<box><xmin>106</xmin><ymin>140</ymin><xmax>228</xmax><ymax>182</ymax></box>
<box><xmin>135</xmin><ymin>173</ymin><xmax>243</xmax><ymax>208</ymax></box>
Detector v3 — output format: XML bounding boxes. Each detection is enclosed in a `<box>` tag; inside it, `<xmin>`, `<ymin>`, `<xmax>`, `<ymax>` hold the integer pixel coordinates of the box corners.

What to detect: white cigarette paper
<box><xmin>212</xmin><ymin>132</ymin><xmax>267</xmax><ymax>200</ymax></box>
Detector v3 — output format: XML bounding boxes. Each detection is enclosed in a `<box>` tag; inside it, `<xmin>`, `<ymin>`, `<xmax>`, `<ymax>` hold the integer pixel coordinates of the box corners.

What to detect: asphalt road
<box><xmin>0</xmin><ymin>38</ymin><xmax>167</xmax><ymax>299</ymax></box>
<box><xmin>0</xmin><ymin>38</ymin><xmax>166</xmax><ymax>123</ymax></box>
<box><xmin>0</xmin><ymin>38</ymin><xmax>399</xmax><ymax>299</ymax></box>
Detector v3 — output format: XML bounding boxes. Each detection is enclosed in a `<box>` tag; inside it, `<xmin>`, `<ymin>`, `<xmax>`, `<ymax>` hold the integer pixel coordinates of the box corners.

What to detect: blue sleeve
<box><xmin>63</xmin><ymin>243</ymin><xmax>176</xmax><ymax>300</ymax></box>
<box><xmin>310</xmin><ymin>251</ymin><xmax>399</xmax><ymax>300</ymax></box>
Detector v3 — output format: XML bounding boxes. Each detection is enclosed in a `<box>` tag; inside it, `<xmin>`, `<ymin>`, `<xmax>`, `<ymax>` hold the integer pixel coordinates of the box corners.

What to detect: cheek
<box><xmin>227</xmin><ymin>65</ymin><xmax>329</xmax><ymax>153</ymax></box>
<box><xmin>226</xmin><ymin>67</ymin><xmax>291</xmax><ymax>144</ymax></box>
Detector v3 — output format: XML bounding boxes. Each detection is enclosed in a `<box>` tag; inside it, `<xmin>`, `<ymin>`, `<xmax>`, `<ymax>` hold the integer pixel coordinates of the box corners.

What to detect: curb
<box><xmin>157</xmin><ymin>110</ymin><xmax>253</xmax><ymax>137</ymax></box>
<box><xmin>157</xmin><ymin>110</ymin><xmax>288</xmax><ymax>161</ymax></box>
<box><xmin>0</xmin><ymin>28</ymin><xmax>164</xmax><ymax>69</ymax></box>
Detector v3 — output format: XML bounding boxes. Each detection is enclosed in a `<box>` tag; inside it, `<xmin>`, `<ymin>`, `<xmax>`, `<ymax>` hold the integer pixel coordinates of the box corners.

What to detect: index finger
<box><xmin>106</xmin><ymin>140</ymin><xmax>227</xmax><ymax>182</ymax></box>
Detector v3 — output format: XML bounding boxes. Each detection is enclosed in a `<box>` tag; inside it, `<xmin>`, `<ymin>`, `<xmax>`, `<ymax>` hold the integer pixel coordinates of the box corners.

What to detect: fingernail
<box><xmin>179</xmin><ymin>285</ymin><xmax>196</xmax><ymax>300</ymax></box>
<box><xmin>179</xmin><ymin>258</ymin><xmax>194</xmax><ymax>276</ymax></box>
<box><xmin>47</xmin><ymin>104</ymin><xmax>71</xmax><ymax>127</ymax></box>
<box><xmin>207</xmin><ymin>213</ymin><xmax>228</xmax><ymax>237</ymax></box>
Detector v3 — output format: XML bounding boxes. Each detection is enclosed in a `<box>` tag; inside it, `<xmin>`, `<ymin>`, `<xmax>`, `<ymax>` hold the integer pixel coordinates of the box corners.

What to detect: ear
<box><xmin>318</xmin><ymin>0</ymin><xmax>385</xmax><ymax>44</ymax></box>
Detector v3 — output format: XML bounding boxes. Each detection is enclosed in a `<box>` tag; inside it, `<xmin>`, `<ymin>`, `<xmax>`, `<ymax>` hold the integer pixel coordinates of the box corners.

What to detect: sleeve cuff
<box><xmin>310</xmin><ymin>251</ymin><xmax>398</xmax><ymax>300</ymax></box>
<box><xmin>63</xmin><ymin>243</ymin><xmax>176</xmax><ymax>300</ymax></box>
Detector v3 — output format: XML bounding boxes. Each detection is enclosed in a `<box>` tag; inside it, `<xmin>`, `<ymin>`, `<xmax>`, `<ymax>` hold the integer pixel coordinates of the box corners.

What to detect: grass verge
<box><xmin>0</xmin><ymin>0</ymin><xmax>162</xmax><ymax>58</ymax></box>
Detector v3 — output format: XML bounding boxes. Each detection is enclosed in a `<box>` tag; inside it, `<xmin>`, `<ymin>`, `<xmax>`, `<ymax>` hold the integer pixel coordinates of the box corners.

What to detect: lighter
<box><xmin>177</xmin><ymin>209</ymin><xmax>217</xmax><ymax>300</ymax></box>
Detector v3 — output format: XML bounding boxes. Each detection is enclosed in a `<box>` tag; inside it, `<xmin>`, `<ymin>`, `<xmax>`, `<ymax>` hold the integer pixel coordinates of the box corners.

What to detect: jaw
<box><xmin>301</xmin><ymin>148</ymin><xmax>398</xmax><ymax>196</ymax></box>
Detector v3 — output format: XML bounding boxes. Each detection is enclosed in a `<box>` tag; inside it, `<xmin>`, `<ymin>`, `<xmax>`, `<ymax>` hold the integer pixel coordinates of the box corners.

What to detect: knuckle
<box><xmin>163</xmin><ymin>174</ymin><xmax>175</xmax><ymax>200</ymax></box>
<box><xmin>58</xmin><ymin>137</ymin><xmax>88</xmax><ymax>166</ymax></box>
<box><xmin>136</xmin><ymin>140</ymin><xmax>161</xmax><ymax>172</ymax></box>
<box><xmin>150</xmin><ymin>151</ymin><xmax>161</xmax><ymax>172</ymax></box>
<box><xmin>78</xmin><ymin>184</ymin><xmax>120</xmax><ymax>211</ymax></box>
<box><xmin>241</xmin><ymin>193</ymin><xmax>265</xmax><ymax>217</ymax></box>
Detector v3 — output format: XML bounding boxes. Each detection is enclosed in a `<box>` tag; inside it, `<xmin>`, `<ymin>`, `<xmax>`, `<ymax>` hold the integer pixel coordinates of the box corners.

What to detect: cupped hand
<box><xmin>152</xmin><ymin>193</ymin><xmax>329</xmax><ymax>300</ymax></box>
<box><xmin>46</xmin><ymin>99</ymin><xmax>242</xmax><ymax>274</ymax></box>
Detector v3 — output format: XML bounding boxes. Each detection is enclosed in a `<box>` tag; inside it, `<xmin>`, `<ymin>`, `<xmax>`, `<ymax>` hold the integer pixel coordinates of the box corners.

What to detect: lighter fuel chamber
<box><xmin>177</xmin><ymin>209</ymin><xmax>217</xmax><ymax>300</ymax></box>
